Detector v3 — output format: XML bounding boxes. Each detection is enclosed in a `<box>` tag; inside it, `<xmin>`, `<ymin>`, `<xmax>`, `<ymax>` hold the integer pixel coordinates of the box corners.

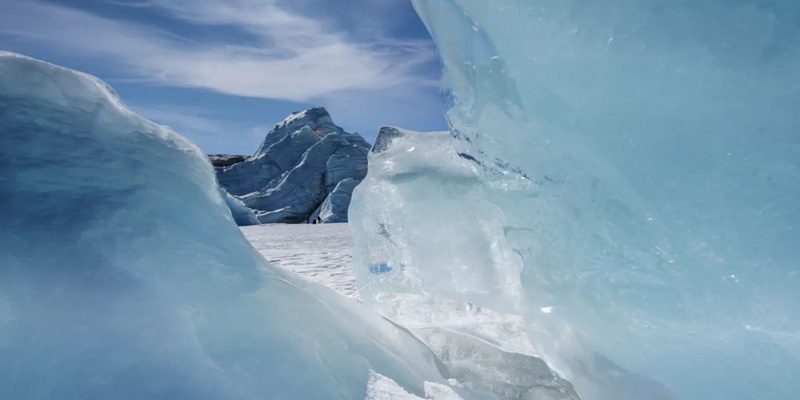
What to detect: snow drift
<box><xmin>0</xmin><ymin>52</ymin><xmax>446</xmax><ymax>399</ymax></box>
<box><xmin>351</xmin><ymin>1</ymin><xmax>800</xmax><ymax>399</ymax></box>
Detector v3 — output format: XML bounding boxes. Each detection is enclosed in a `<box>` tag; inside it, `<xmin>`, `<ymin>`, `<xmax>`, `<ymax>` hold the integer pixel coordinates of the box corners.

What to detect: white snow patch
<box><xmin>241</xmin><ymin>223</ymin><xmax>359</xmax><ymax>299</ymax></box>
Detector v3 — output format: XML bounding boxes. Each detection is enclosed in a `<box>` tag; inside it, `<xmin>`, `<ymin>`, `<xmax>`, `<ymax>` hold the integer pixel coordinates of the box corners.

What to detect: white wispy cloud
<box><xmin>127</xmin><ymin>103</ymin><xmax>262</xmax><ymax>153</ymax></box>
<box><xmin>0</xmin><ymin>0</ymin><xmax>438</xmax><ymax>102</ymax></box>
<box><xmin>129</xmin><ymin>104</ymin><xmax>229</xmax><ymax>136</ymax></box>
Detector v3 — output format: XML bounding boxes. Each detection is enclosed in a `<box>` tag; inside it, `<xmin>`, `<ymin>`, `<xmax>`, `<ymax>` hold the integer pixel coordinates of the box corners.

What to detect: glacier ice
<box><xmin>0</xmin><ymin>52</ymin><xmax>449</xmax><ymax>399</ymax></box>
<box><xmin>351</xmin><ymin>128</ymin><xmax>582</xmax><ymax>399</ymax></box>
<box><xmin>366</xmin><ymin>371</ymin><xmax>471</xmax><ymax>400</ymax></box>
<box><xmin>308</xmin><ymin>177</ymin><xmax>360</xmax><ymax>224</ymax></box>
<box><xmin>217</xmin><ymin>107</ymin><xmax>370</xmax><ymax>224</ymax></box>
<box><xmin>351</xmin><ymin>1</ymin><xmax>800</xmax><ymax>399</ymax></box>
<box><xmin>220</xmin><ymin>187</ymin><xmax>260</xmax><ymax>226</ymax></box>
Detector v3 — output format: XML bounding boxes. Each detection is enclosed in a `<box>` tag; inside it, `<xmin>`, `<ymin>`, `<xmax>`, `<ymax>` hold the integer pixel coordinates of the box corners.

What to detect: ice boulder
<box><xmin>352</xmin><ymin>128</ymin><xmax>524</xmax><ymax>314</ymax></box>
<box><xmin>351</xmin><ymin>129</ymin><xmax>583</xmax><ymax>400</ymax></box>
<box><xmin>216</xmin><ymin>107</ymin><xmax>369</xmax><ymax>224</ymax></box>
<box><xmin>0</xmin><ymin>52</ymin><xmax>448</xmax><ymax>399</ymax></box>
<box><xmin>351</xmin><ymin>1</ymin><xmax>800</xmax><ymax>400</ymax></box>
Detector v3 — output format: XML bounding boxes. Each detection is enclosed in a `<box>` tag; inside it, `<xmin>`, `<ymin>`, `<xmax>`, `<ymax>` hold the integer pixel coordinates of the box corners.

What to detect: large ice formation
<box><xmin>308</xmin><ymin>178</ymin><xmax>360</xmax><ymax>224</ymax></box>
<box><xmin>0</xmin><ymin>52</ymin><xmax>448</xmax><ymax>399</ymax></box>
<box><xmin>352</xmin><ymin>128</ymin><xmax>582</xmax><ymax>399</ymax></box>
<box><xmin>351</xmin><ymin>1</ymin><xmax>800</xmax><ymax>400</ymax></box>
<box><xmin>220</xmin><ymin>187</ymin><xmax>260</xmax><ymax>226</ymax></box>
<box><xmin>217</xmin><ymin>107</ymin><xmax>370</xmax><ymax>224</ymax></box>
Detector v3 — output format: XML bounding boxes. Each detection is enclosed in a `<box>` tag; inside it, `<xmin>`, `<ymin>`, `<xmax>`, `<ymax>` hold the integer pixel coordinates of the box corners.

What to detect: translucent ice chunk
<box><xmin>352</xmin><ymin>1</ymin><xmax>800</xmax><ymax>399</ymax></box>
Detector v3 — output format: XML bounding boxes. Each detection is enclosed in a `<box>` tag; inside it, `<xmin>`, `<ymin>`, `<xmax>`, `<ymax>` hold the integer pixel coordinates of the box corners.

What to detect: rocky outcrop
<box><xmin>208</xmin><ymin>154</ymin><xmax>247</xmax><ymax>168</ymax></box>
<box><xmin>216</xmin><ymin>107</ymin><xmax>369</xmax><ymax>224</ymax></box>
<box><xmin>372</xmin><ymin>126</ymin><xmax>406</xmax><ymax>153</ymax></box>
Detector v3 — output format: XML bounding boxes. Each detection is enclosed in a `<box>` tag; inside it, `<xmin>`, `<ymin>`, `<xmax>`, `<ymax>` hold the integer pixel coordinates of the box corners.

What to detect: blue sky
<box><xmin>0</xmin><ymin>0</ymin><xmax>448</xmax><ymax>154</ymax></box>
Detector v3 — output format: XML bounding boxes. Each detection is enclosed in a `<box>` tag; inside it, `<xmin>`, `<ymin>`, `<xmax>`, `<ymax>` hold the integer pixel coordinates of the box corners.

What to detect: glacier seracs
<box><xmin>0</xmin><ymin>52</ymin><xmax>447</xmax><ymax>399</ymax></box>
<box><xmin>351</xmin><ymin>1</ymin><xmax>800</xmax><ymax>399</ymax></box>
<box><xmin>217</xmin><ymin>107</ymin><xmax>370</xmax><ymax>224</ymax></box>
<box><xmin>220</xmin><ymin>187</ymin><xmax>260</xmax><ymax>226</ymax></box>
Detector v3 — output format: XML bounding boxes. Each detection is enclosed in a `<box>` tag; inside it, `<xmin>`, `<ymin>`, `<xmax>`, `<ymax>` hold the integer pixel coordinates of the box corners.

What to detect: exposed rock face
<box><xmin>372</xmin><ymin>126</ymin><xmax>406</xmax><ymax>153</ymax></box>
<box><xmin>208</xmin><ymin>154</ymin><xmax>247</xmax><ymax>168</ymax></box>
<box><xmin>216</xmin><ymin>107</ymin><xmax>369</xmax><ymax>224</ymax></box>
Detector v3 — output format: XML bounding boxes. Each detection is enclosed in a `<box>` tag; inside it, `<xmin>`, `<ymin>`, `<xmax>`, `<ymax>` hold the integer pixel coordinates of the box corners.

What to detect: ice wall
<box><xmin>0</xmin><ymin>52</ymin><xmax>446</xmax><ymax>399</ymax></box>
<box><xmin>351</xmin><ymin>129</ymin><xmax>582</xmax><ymax>399</ymax></box>
<box><xmin>352</xmin><ymin>1</ymin><xmax>800</xmax><ymax>399</ymax></box>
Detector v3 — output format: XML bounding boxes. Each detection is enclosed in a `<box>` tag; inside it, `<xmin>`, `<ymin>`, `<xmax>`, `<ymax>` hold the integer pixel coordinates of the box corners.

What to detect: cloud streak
<box><xmin>129</xmin><ymin>104</ymin><xmax>230</xmax><ymax>136</ymax></box>
<box><xmin>0</xmin><ymin>0</ymin><xmax>438</xmax><ymax>102</ymax></box>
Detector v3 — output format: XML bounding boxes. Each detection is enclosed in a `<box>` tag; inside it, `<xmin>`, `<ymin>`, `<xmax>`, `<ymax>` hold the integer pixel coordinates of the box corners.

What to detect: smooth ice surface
<box><xmin>352</xmin><ymin>1</ymin><xmax>800</xmax><ymax>399</ymax></box>
<box><xmin>0</xmin><ymin>52</ymin><xmax>447</xmax><ymax>399</ymax></box>
<box><xmin>220</xmin><ymin>187</ymin><xmax>260</xmax><ymax>226</ymax></box>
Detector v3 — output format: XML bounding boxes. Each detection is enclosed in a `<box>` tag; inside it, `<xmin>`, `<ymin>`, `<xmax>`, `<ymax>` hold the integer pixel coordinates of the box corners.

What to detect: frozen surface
<box><xmin>0</xmin><ymin>52</ymin><xmax>447</xmax><ymax>399</ymax></box>
<box><xmin>366</xmin><ymin>371</ymin><xmax>465</xmax><ymax>400</ymax></box>
<box><xmin>242</xmin><ymin>222</ymin><xmax>578</xmax><ymax>399</ymax></box>
<box><xmin>351</xmin><ymin>1</ymin><xmax>800</xmax><ymax>400</ymax></box>
<box><xmin>241</xmin><ymin>223</ymin><xmax>359</xmax><ymax>299</ymax></box>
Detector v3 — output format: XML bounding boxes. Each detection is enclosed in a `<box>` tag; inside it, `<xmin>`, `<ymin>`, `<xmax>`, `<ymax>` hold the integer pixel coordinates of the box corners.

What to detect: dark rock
<box><xmin>208</xmin><ymin>154</ymin><xmax>247</xmax><ymax>167</ymax></box>
<box><xmin>308</xmin><ymin>178</ymin><xmax>360</xmax><ymax>224</ymax></box>
<box><xmin>372</xmin><ymin>126</ymin><xmax>405</xmax><ymax>153</ymax></box>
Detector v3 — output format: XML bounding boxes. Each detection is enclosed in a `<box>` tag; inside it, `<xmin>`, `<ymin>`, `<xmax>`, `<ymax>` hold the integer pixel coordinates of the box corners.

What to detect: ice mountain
<box><xmin>351</xmin><ymin>1</ymin><xmax>800</xmax><ymax>400</ymax></box>
<box><xmin>0</xmin><ymin>52</ymin><xmax>450</xmax><ymax>399</ymax></box>
<box><xmin>217</xmin><ymin>107</ymin><xmax>370</xmax><ymax>224</ymax></box>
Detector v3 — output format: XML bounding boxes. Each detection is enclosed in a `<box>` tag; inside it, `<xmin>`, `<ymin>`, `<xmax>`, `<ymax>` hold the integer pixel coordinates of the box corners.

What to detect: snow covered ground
<box><xmin>241</xmin><ymin>223</ymin><xmax>359</xmax><ymax>299</ymax></box>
